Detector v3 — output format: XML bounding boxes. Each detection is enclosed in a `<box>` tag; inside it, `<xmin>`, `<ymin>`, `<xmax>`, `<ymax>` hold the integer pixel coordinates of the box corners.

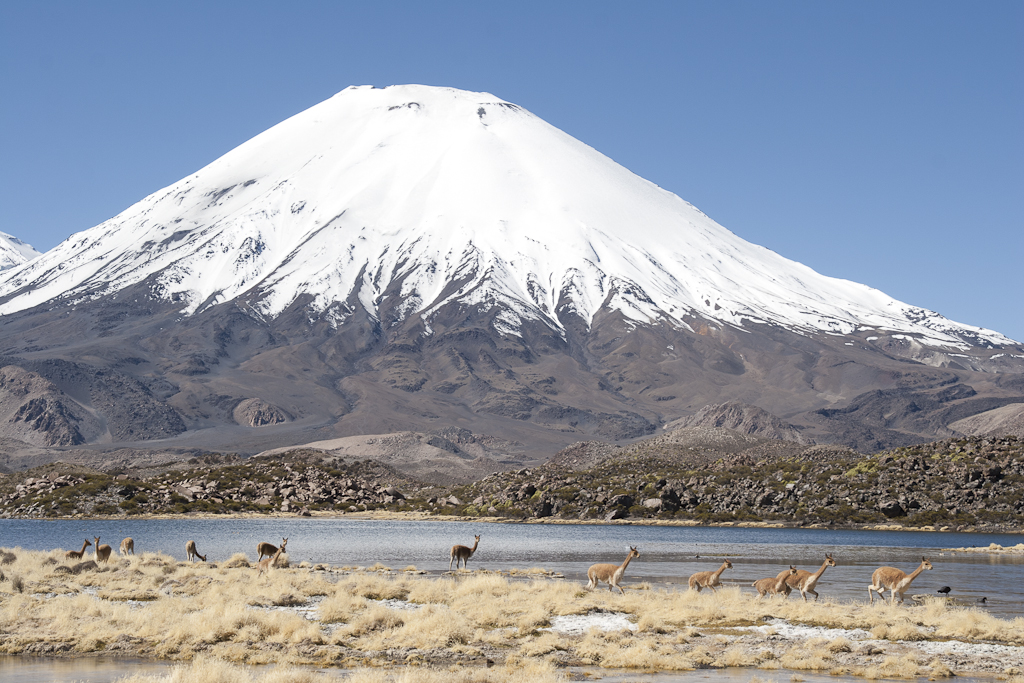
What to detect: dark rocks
<box><xmin>878</xmin><ymin>500</ymin><xmax>906</xmax><ymax>518</ymax></box>
<box><xmin>435</xmin><ymin>434</ymin><xmax>1024</xmax><ymax>530</ymax></box>
<box><xmin>608</xmin><ymin>494</ymin><xmax>634</xmax><ymax>508</ymax></box>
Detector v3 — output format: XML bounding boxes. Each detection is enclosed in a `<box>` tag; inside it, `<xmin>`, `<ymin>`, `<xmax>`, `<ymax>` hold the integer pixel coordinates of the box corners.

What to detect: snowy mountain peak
<box><xmin>0</xmin><ymin>85</ymin><xmax>1015</xmax><ymax>350</ymax></box>
<box><xmin>0</xmin><ymin>231</ymin><xmax>41</xmax><ymax>271</ymax></box>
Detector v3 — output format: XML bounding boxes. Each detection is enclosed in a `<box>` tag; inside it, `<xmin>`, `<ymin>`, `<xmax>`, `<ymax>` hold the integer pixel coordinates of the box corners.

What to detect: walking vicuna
<box><xmin>449</xmin><ymin>535</ymin><xmax>480</xmax><ymax>570</ymax></box>
<box><xmin>688</xmin><ymin>559</ymin><xmax>732</xmax><ymax>593</ymax></box>
<box><xmin>754</xmin><ymin>566</ymin><xmax>797</xmax><ymax>597</ymax></box>
<box><xmin>778</xmin><ymin>553</ymin><xmax>835</xmax><ymax>601</ymax></box>
<box><xmin>586</xmin><ymin>546</ymin><xmax>640</xmax><ymax>594</ymax></box>
<box><xmin>869</xmin><ymin>557</ymin><xmax>932</xmax><ymax>604</ymax></box>
<box><xmin>119</xmin><ymin>537</ymin><xmax>135</xmax><ymax>556</ymax></box>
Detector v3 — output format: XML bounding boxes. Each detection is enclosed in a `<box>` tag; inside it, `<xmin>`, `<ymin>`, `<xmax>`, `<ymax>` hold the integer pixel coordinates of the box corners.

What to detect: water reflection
<box><xmin>0</xmin><ymin>656</ymin><xmax>172</xmax><ymax>683</ymax></box>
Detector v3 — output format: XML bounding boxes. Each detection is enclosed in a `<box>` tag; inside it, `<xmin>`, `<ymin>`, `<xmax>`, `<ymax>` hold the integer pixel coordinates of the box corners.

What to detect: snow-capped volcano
<box><xmin>0</xmin><ymin>231</ymin><xmax>40</xmax><ymax>271</ymax></box>
<box><xmin>0</xmin><ymin>85</ymin><xmax>1012</xmax><ymax>349</ymax></box>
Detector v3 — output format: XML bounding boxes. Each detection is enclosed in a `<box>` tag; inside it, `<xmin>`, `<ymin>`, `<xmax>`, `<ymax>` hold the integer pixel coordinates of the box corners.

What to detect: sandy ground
<box><xmin>944</xmin><ymin>543</ymin><xmax>1024</xmax><ymax>555</ymax></box>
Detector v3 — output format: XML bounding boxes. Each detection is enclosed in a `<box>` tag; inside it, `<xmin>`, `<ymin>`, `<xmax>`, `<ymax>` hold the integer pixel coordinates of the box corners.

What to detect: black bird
<box><xmin>936</xmin><ymin>586</ymin><xmax>952</xmax><ymax>595</ymax></box>
<box><xmin>978</xmin><ymin>597</ymin><xmax>987</xmax><ymax>604</ymax></box>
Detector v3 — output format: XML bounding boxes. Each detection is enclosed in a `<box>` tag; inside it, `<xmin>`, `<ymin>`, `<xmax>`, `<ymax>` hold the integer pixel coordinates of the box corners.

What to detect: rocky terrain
<box><xmin>0</xmin><ymin>450</ymin><xmax>434</xmax><ymax>519</ymax></box>
<box><xmin>1</xmin><ymin>427</ymin><xmax>1021</xmax><ymax>533</ymax></box>
<box><xmin>442</xmin><ymin>431</ymin><xmax>1024</xmax><ymax>531</ymax></box>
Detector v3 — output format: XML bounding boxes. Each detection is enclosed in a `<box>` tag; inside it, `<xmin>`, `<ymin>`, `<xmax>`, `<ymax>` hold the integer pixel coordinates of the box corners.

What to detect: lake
<box><xmin>2</xmin><ymin>517</ymin><xmax>1021</xmax><ymax>616</ymax></box>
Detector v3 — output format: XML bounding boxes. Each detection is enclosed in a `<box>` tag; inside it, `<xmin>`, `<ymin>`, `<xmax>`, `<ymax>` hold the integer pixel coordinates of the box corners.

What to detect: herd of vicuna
<box><xmin>587</xmin><ymin>548</ymin><xmax>936</xmax><ymax>605</ymax></box>
<box><xmin>62</xmin><ymin>534</ymin><xmax>937</xmax><ymax>605</ymax></box>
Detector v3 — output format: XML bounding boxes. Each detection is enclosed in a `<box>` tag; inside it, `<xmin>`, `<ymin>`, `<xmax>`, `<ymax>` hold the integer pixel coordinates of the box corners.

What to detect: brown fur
<box><xmin>257</xmin><ymin>538</ymin><xmax>287</xmax><ymax>576</ymax></box>
<box><xmin>586</xmin><ymin>546</ymin><xmax>640</xmax><ymax>594</ymax></box>
<box><xmin>777</xmin><ymin>553</ymin><xmax>835</xmax><ymax>601</ymax></box>
<box><xmin>449</xmin><ymin>535</ymin><xmax>480</xmax><ymax>570</ymax></box>
<box><xmin>93</xmin><ymin>537</ymin><xmax>112</xmax><ymax>563</ymax></box>
<box><xmin>688</xmin><ymin>559</ymin><xmax>733</xmax><ymax>592</ymax></box>
<box><xmin>869</xmin><ymin>557</ymin><xmax>932</xmax><ymax>604</ymax></box>
<box><xmin>755</xmin><ymin>566</ymin><xmax>797</xmax><ymax>596</ymax></box>
<box><xmin>257</xmin><ymin>538</ymin><xmax>286</xmax><ymax>562</ymax></box>
<box><xmin>119</xmin><ymin>537</ymin><xmax>135</xmax><ymax>556</ymax></box>
<box><xmin>185</xmin><ymin>540</ymin><xmax>207</xmax><ymax>562</ymax></box>
<box><xmin>65</xmin><ymin>539</ymin><xmax>92</xmax><ymax>561</ymax></box>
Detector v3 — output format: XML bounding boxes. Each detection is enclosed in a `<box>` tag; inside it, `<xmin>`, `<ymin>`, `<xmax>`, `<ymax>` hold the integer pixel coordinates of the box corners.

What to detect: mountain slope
<box><xmin>0</xmin><ymin>85</ymin><xmax>1020</xmax><ymax>463</ymax></box>
<box><xmin>0</xmin><ymin>85</ymin><xmax>1014</xmax><ymax>350</ymax></box>
<box><xmin>0</xmin><ymin>232</ymin><xmax>40</xmax><ymax>272</ymax></box>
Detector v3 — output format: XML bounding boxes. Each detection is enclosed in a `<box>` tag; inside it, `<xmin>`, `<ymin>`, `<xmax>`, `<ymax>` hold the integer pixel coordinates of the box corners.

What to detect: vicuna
<box><xmin>754</xmin><ymin>566</ymin><xmax>797</xmax><ymax>597</ymax></box>
<box><xmin>65</xmin><ymin>539</ymin><xmax>92</xmax><ymax>561</ymax></box>
<box><xmin>869</xmin><ymin>557</ymin><xmax>932</xmax><ymax>604</ymax></box>
<box><xmin>257</xmin><ymin>538</ymin><xmax>286</xmax><ymax>562</ymax></box>
<box><xmin>778</xmin><ymin>553</ymin><xmax>836</xmax><ymax>602</ymax></box>
<box><xmin>185</xmin><ymin>540</ymin><xmax>207</xmax><ymax>562</ymax></box>
<box><xmin>688</xmin><ymin>559</ymin><xmax>732</xmax><ymax>593</ymax></box>
<box><xmin>93</xmin><ymin>537</ymin><xmax>112</xmax><ymax>563</ymax></box>
<box><xmin>449</xmin><ymin>535</ymin><xmax>480</xmax><ymax>570</ymax></box>
<box><xmin>586</xmin><ymin>546</ymin><xmax>640</xmax><ymax>594</ymax></box>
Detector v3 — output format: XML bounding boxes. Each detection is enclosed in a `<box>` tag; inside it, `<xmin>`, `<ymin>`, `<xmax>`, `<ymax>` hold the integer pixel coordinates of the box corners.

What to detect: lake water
<box><xmin>0</xmin><ymin>658</ymin><xmax>1002</xmax><ymax>683</ymax></box>
<box><xmin>2</xmin><ymin>517</ymin><xmax>1021</xmax><ymax>616</ymax></box>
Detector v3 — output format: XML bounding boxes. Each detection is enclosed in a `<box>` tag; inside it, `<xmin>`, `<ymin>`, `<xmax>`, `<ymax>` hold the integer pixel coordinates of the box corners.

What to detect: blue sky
<box><xmin>1</xmin><ymin>1</ymin><xmax>1021</xmax><ymax>342</ymax></box>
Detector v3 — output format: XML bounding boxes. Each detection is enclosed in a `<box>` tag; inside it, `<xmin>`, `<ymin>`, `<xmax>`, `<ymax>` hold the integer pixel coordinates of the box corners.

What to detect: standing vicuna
<box><xmin>688</xmin><ymin>559</ymin><xmax>733</xmax><ymax>593</ymax></box>
<box><xmin>449</xmin><ymin>535</ymin><xmax>480</xmax><ymax>571</ymax></box>
<box><xmin>93</xmin><ymin>537</ymin><xmax>112</xmax><ymax>563</ymax></box>
<box><xmin>119</xmin><ymin>537</ymin><xmax>135</xmax><ymax>556</ymax></box>
<box><xmin>778</xmin><ymin>553</ymin><xmax>836</xmax><ymax>602</ymax></box>
<box><xmin>185</xmin><ymin>540</ymin><xmax>207</xmax><ymax>563</ymax></box>
<box><xmin>257</xmin><ymin>538</ymin><xmax>287</xmax><ymax>563</ymax></box>
<box><xmin>869</xmin><ymin>557</ymin><xmax>933</xmax><ymax>605</ymax></box>
<box><xmin>257</xmin><ymin>538</ymin><xmax>287</xmax><ymax>577</ymax></box>
<box><xmin>587</xmin><ymin>546</ymin><xmax>640</xmax><ymax>594</ymax></box>
<box><xmin>65</xmin><ymin>539</ymin><xmax>92</xmax><ymax>561</ymax></box>
<box><xmin>754</xmin><ymin>566</ymin><xmax>797</xmax><ymax>597</ymax></box>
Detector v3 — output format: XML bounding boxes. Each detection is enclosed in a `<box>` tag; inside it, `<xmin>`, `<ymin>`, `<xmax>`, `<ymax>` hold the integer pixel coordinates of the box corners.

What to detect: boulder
<box><xmin>608</xmin><ymin>494</ymin><xmax>634</xmax><ymax>508</ymax></box>
<box><xmin>878</xmin><ymin>500</ymin><xmax>905</xmax><ymax>518</ymax></box>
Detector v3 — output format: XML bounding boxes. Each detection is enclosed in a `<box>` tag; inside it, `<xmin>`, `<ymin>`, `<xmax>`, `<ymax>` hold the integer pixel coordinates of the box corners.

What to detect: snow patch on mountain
<box><xmin>0</xmin><ymin>231</ymin><xmax>41</xmax><ymax>271</ymax></box>
<box><xmin>0</xmin><ymin>85</ymin><xmax>1015</xmax><ymax>349</ymax></box>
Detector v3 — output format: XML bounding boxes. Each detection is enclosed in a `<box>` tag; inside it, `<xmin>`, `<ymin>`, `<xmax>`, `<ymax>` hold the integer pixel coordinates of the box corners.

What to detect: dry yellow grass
<box><xmin>1</xmin><ymin>545</ymin><xmax>1021</xmax><ymax>680</ymax></box>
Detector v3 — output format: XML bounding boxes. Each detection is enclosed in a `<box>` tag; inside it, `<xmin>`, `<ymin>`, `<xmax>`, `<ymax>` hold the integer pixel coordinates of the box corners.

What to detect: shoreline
<box><xmin>6</xmin><ymin>509</ymin><xmax>1023</xmax><ymax>536</ymax></box>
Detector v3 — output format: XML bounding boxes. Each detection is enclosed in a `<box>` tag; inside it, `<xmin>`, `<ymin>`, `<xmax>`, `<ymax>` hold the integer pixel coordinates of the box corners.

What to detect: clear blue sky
<box><xmin>2</xmin><ymin>1</ymin><xmax>1021</xmax><ymax>342</ymax></box>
